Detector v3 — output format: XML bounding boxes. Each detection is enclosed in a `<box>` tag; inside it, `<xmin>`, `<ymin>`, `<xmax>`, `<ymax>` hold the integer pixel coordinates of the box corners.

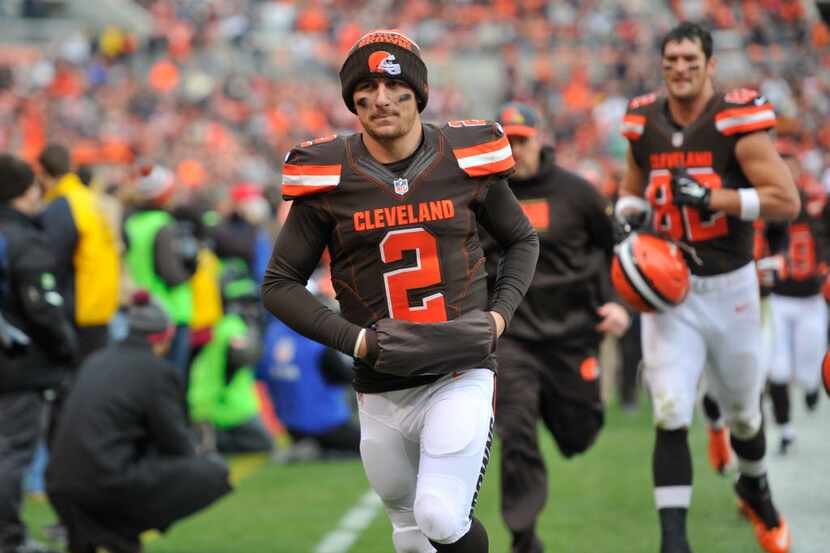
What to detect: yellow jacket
<box><xmin>190</xmin><ymin>248</ymin><xmax>223</xmax><ymax>330</ymax></box>
<box><xmin>43</xmin><ymin>173</ymin><xmax>120</xmax><ymax>326</ymax></box>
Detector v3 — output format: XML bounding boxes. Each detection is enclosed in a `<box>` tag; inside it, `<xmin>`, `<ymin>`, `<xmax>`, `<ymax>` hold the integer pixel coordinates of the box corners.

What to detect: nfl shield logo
<box><xmin>393</xmin><ymin>178</ymin><xmax>409</xmax><ymax>195</ymax></box>
<box><xmin>672</xmin><ymin>132</ymin><xmax>684</xmax><ymax>147</ymax></box>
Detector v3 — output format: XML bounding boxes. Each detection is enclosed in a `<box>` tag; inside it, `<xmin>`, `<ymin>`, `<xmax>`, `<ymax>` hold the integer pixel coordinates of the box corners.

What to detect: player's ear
<box><xmin>706</xmin><ymin>55</ymin><xmax>716</xmax><ymax>75</ymax></box>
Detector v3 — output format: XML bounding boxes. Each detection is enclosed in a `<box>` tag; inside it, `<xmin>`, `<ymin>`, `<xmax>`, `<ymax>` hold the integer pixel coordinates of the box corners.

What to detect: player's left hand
<box><xmin>671</xmin><ymin>170</ymin><xmax>711</xmax><ymax>209</ymax></box>
<box><xmin>488</xmin><ymin>311</ymin><xmax>506</xmax><ymax>337</ymax></box>
<box><xmin>595</xmin><ymin>302</ymin><xmax>630</xmax><ymax>337</ymax></box>
<box><xmin>757</xmin><ymin>255</ymin><xmax>784</xmax><ymax>289</ymax></box>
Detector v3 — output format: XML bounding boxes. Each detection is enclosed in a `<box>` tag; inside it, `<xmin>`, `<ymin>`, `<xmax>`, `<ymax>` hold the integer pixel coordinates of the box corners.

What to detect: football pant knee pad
<box><xmin>726</xmin><ymin>410</ymin><xmax>762</xmax><ymax>440</ymax></box>
<box><xmin>653</xmin><ymin>402</ymin><xmax>693</xmax><ymax>432</ymax></box>
<box><xmin>392</xmin><ymin>526</ymin><xmax>436</xmax><ymax>553</ymax></box>
<box><xmin>414</xmin><ymin>474</ymin><xmax>470</xmax><ymax>544</ymax></box>
<box><xmin>645</xmin><ymin>369</ymin><xmax>695</xmax><ymax>430</ymax></box>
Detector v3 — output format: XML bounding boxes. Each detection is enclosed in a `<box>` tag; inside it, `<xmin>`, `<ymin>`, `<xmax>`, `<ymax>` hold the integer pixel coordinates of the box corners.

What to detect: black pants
<box><xmin>0</xmin><ymin>392</ymin><xmax>45</xmax><ymax>550</ymax></box>
<box><xmin>215</xmin><ymin>416</ymin><xmax>273</xmax><ymax>454</ymax></box>
<box><xmin>619</xmin><ymin>313</ymin><xmax>642</xmax><ymax>406</ymax></box>
<box><xmin>49</xmin><ymin>455</ymin><xmax>231</xmax><ymax>553</ymax></box>
<box><xmin>288</xmin><ymin>419</ymin><xmax>361</xmax><ymax>456</ymax></box>
<box><xmin>495</xmin><ymin>337</ymin><xmax>604</xmax><ymax>552</ymax></box>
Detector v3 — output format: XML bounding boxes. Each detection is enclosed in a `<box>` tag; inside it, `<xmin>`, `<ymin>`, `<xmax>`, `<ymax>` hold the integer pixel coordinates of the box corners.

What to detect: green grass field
<box><xmin>23</xmin><ymin>400</ymin><xmax>762</xmax><ymax>553</ymax></box>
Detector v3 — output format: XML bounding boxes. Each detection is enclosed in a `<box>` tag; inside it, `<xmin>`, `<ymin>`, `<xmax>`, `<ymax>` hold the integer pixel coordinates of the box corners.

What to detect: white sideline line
<box><xmin>313</xmin><ymin>490</ymin><xmax>383</xmax><ymax>553</ymax></box>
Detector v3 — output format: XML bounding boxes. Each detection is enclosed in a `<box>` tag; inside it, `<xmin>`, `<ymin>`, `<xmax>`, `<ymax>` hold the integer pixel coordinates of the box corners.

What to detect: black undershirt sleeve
<box><xmin>583</xmin><ymin>182</ymin><xmax>619</xmax><ymax>305</ymax></box>
<box><xmin>765</xmin><ymin>221</ymin><xmax>789</xmax><ymax>256</ymax></box>
<box><xmin>585</xmin><ymin>185</ymin><xmax>616</xmax><ymax>263</ymax></box>
<box><xmin>261</xmin><ymin>200</ymin><xmax>363</xmax><ymax>356</ymax></box>
<box><xmin>477</xmin><ymin>178</ymin><xmax>540</xmax><ymax>327</ymax></box>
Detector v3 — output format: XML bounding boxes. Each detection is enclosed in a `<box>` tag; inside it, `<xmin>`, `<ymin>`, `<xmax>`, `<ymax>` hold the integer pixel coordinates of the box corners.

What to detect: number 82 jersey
<box><xmin>622</xmin><ymin>89</ymin><xmax>777</xmax><ymax>276</ymax></box>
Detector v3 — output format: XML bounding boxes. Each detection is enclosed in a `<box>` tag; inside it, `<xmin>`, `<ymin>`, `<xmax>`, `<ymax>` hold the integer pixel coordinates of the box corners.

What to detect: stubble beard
<box><xmin>668</xmin><ymin>75</ymin><xmax>707</xmax><ymax>104</ymax></box>
<box><xmin>364</xmin><ymin>113</ymin><xmax>414</xmax><ymax>143</ymax></box>
<box><xmin>513</xmin><ymin>162</ymin><xmax>534</xmax><ymax>180</ymax></box>
<box><xmin>365</xmin><ymin>123</ymin><xmax>406</xmax><ymax>142</ymax></box>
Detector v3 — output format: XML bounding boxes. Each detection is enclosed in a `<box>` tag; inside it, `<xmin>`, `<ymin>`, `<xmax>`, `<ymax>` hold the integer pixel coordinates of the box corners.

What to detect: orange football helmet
<box><xmin>822</xmin><ymin>351</ymin><xmax>830</xmax><ymax>397</ymax></box>
<box><xmin>611</xmin><ymin>232</ymin><xmax>690</xmax><ymax>313</ymax></box>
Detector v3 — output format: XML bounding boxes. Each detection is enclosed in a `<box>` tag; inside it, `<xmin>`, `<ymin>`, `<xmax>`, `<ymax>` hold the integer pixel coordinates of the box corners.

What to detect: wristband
<box><xmin>738</xmin><ymin>188</ymin><xmax>761</xmax><ymax>221</ymax></box>
<box><xmin>353</xmin><ymin>328</ymin><xmax>367</xmax><ymax>358</ymax></box>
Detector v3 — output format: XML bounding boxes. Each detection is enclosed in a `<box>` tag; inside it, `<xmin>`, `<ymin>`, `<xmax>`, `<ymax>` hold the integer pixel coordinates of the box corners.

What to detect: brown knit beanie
<box><xmin>339</xmin><ymin>29</ymin><xmax>428</xmax><ymax>114</ymax></box>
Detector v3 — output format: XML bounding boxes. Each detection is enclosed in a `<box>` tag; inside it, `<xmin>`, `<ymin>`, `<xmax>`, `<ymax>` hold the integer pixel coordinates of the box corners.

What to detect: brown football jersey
<box><xmin>265</xmin><ymin>120</ymin><xmax>538</xmax><ymax>393</ymax></box>
<box><xmin>622</xmin><ymin>88</ymin><xmax>776</xmax><ymax>276</ymax></box>
<box><xmin>773</xmin><ymin>183</ymin><xmax>830</xmax><ymax>297</ymax></box>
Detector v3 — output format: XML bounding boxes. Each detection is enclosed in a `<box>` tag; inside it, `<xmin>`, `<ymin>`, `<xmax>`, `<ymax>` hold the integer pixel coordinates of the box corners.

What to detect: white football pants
<box><xmin>357</xmin><ymin>369</ymin><xmax>494</xmax><ymax>553</ymax></box>
<box><xmin>769</xmin><ymin>293</ymin><xmax>827</xmax><ymax>392</ymax></box>
<box><xmin>642</xmin><ymin>262</ymin><xmax>765</xmax><ymax>438</ymax></box>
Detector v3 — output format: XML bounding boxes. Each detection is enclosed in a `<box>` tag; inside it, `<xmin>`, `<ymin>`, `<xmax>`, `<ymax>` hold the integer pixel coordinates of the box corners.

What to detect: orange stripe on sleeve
<box><xmin>461</xmin><ymin>155</ymin><xmax>515</xmax><ymax>177</ymax></box>
<box><xmin>282</xmin><ymin>164</ymin><xmax>341</xmax><ymax>177</ymax></box>
<box><xmin>714</xmin><ymin>104</ymin><xmax>774</xmax><ymax>121</ymax></box>
<box><xmin>623</xmin><ymin>114</ymin><xmax>646</xmax><ymax>125</ymax></box>
<box><xmin>452</xmin><ymin>135</ymin><xmax>510</xmax><ymax>160</ymax></box>
<box><xmin>719</xmin><ymin>118</ymin><xmax>776</xmax><ymax>136</ymax></box>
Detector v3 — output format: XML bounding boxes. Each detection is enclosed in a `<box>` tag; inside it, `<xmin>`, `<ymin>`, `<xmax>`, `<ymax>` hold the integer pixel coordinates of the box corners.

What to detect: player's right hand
<box><xmin>356</xmin><ymin>328</ymin><xmax>378</xmax><ymax>363</ymax></box>
<box><xmin>488</xmin><ymin>311</ymin><xmax>506</xmax><ymax>337</ymax></box>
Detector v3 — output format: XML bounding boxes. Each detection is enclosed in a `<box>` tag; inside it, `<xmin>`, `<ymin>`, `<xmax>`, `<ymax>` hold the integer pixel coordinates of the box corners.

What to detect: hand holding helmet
<box><xmin>611</xmin><ymin>232</ymin><xmax>690</xmax><ymax>313</ymax></box>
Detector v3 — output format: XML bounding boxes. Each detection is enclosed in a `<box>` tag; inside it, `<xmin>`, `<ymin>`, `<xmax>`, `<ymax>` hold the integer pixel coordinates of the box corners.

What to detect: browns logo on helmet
<box><xmin>611</xmin><ymin>232</ymin><xmax>690</xmax><ymax>313</ymax></box>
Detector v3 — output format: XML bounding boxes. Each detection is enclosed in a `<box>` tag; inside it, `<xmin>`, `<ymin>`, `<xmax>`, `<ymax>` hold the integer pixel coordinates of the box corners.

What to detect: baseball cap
<box><xmin>496</xmin><ymin>102</ymin><xmax>541</xmax><ymax>137</ymax></box>
<box><xmin>126</xmin><ymin>289</ymin><xmax>173</xmax><ymax>344</ymax></box>
<box><xmin>136</xmin><ymin>164</ymin><xmax>175</xmax><ymax>202</ymax></box>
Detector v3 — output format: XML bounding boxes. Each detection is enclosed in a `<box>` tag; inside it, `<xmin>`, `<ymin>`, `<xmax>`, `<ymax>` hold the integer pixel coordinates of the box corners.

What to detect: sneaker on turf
<box><xmin>778</xmin><ymin>435</ymin><xmax>795</xmax><ymax>456</ymax></box>
<box><xmin>510</xmin><ymin>528</ymin><xmax>543</xmax><ymax>553</ymax></box>
<box><xmin>805</xmin><ymin>390</ymin><xmax>819</xmax><ymax>412</ymax></box>
<box><xmin>707</xmin><ymin>426</ymin><xmax>732</xmax><ymax>474</ymax></box>
<box><xmin>659</xmin><ymin>508</ymin><xmax>693</xmax><ymax>553</ymax></box>
<box><xmin>735</xmin><ymin>476</ymin><xmax>791</xmax><ymax>553</ymax></box>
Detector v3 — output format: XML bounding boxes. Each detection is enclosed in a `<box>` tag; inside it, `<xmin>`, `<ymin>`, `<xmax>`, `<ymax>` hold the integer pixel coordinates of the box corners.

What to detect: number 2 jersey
<box><xmin>262</xmin><ymin>121</ymin><xmax>539</xmax><ymax>393</ymax></box>
<box><xmin>622</xmin><ymin>88</ymin><xmax>777</xmax><ymax>276</ymax></box>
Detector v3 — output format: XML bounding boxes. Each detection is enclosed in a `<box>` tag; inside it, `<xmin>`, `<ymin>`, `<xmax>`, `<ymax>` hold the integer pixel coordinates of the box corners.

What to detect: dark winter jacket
<box><xmin>0</xmin><ymin>204</ymin><xmax>78</xmax><ymax>393</ymax></box>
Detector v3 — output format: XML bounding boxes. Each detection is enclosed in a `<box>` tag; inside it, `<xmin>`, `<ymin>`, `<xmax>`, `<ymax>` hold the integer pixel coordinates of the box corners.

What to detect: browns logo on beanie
<box><xmin>339</xmin><ymin>29</ymin><xmax>428</xmax><ymax>114</ymax></box>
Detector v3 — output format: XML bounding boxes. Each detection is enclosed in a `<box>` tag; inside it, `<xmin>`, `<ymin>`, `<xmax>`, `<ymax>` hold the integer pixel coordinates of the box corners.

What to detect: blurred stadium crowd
<box><xmin>0</xmin><ymin>0</ymin><xmax>828</xmax><ymax>201</ymax></box>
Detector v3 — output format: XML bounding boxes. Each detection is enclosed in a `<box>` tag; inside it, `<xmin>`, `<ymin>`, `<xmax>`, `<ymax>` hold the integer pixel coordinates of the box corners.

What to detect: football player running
<box><xmin>482</xmin><ymin>102</ymin><xmax>629</xmax><ymax>553</ymax></box>
<box><xmin>262</xmin><ymin>30</ymin><xmax>539</xmax><ymax>553</ymax></box>
<box><xmin>618</xmin><ymin>22</ymin><xmax>799</xmax><ymax>553</ymax></box>
<box><xmin>702</xmin><ymin>217</ymin><xmax>789</xmax><ymax>475</ymax></box>
<box><xmin>767</xmin><ymin>140</ymin><xmax>830</xmax><ymax>453</ymax></box>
